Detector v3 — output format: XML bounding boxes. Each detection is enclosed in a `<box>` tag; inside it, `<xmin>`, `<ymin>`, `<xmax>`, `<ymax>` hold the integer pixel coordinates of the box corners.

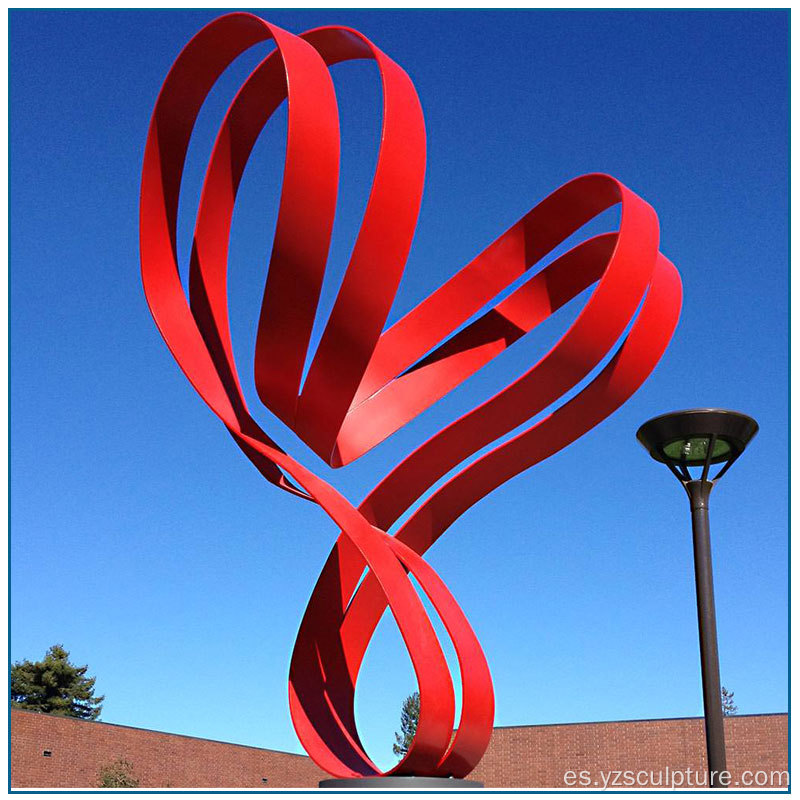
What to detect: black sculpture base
<box><xmin>319</xmin><ymin>776</ymin><xmax>483</xmax><ymax>789</ymax></box>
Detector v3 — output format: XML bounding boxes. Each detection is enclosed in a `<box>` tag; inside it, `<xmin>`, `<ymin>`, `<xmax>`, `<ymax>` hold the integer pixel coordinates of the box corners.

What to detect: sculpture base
<box><xmin>319</xmin><ymin>776</ymin><xmax>483</xmax><ymax>789</ymax></box>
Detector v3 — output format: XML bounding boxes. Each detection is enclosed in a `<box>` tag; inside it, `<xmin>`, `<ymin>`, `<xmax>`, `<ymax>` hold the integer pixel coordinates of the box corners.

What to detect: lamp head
<box><xmin>636</xmin><ymin>408</ymin><xmax>758</xmax><ymax>484</ymax></box>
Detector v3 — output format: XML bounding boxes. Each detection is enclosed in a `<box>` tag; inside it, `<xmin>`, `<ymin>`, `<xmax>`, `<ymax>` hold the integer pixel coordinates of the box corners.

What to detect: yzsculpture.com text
<box><xmin>563</xmin><ymin>768</ymin><xmax>789</xmax><ymax>789</ymax></box>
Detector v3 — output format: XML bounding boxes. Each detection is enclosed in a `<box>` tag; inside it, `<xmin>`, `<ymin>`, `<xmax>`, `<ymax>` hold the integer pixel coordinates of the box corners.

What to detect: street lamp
<box><xmin>636</xmin><ymin>409</ymin><xmax>759</xmax><ymax>788</ymax></box>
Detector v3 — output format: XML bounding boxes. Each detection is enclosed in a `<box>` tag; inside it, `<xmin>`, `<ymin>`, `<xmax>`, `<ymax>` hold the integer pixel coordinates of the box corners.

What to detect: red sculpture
<box><xmin>140</xmin><ymin>12</ymin><xmax>682</xmax><ymax>779</ymax></box>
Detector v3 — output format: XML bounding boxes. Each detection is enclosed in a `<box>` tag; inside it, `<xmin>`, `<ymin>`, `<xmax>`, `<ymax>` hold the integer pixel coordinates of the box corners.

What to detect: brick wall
<box><xmin>11</xmin><ymin>709</ymin><xmax>788</xmax><ymax>789</ymax></box>
<box><xmin>470</xmin><ymin>714</ymin><xmax>788</xmax><ymax>788</ymax></box>
<box><xmin>10</xmin><ymin>710</ymin><xmax>326</xmax><ymax>788</ymax></box>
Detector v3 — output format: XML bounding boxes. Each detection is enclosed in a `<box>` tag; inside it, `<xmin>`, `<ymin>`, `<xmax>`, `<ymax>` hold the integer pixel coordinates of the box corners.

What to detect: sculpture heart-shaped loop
<box><xmin>140</xmin><ymin>12</ymin><xmax>682</xmax><ymax>780</ymax></box>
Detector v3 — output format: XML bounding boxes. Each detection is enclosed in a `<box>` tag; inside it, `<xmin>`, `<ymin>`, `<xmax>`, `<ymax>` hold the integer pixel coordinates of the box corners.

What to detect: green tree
<box><xmin>10</xmin><ymin>644</ymin><xmax>104</xmax><ymax>719</ymax></box>
<box><xmin>97</xmin><ymin>757</ymin><xmax>140</xmax><ymax>788</ymax></box>
<box><xmin>392</xmin><ymin>691</ymin><xmax>420</xmax><ymax>758</ymax></box>
<box><xmin>721</xmin><ymin>686</ymin><xmax>738</xmax><ymax>716</ymax></box>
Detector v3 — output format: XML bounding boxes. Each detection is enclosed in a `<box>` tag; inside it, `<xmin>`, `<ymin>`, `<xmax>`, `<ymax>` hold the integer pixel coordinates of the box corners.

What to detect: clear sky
<box><xmin>10</xmin><ymin>9</ymin><xmax>788</xmax><ymax>772</ymax></box>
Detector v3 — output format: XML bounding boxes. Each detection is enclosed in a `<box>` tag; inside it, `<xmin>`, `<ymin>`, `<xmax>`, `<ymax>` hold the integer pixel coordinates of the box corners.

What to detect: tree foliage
<box><xmin>97</xmin><ymin>758</ymin><xmax>140</xmax><ymax>788</ymax></box>
<box><xmin>392</xmin><ymin>691</ymin><xmax>420</xmax><ymax>758</ymax></box>
<box><xmin>11</xmin><ymin>644</ymin><xmax>104</xmax><ymax>720</ymax></box>
<box><xmin>721</xmin><ymin>686</ymin><xmax>738</xmax><ymax>716</ymax></box>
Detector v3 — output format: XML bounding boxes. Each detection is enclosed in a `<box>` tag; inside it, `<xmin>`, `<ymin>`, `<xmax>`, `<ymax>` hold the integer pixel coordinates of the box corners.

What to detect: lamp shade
<box><xmin>636</xmin><ymin>409</ymin><xmax>759</xmax><ymax>468</ymax></box>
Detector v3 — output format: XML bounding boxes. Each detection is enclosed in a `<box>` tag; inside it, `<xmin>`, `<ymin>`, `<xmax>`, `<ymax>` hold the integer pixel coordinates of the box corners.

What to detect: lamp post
<box><xmin>636</xmin><ymin>409</ymin><xmax>758</xmax><ymax>788</ymax></box>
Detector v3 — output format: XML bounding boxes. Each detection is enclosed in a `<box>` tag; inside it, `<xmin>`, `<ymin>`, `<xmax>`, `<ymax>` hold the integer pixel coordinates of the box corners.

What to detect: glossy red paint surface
<box><xmin>140</xmin><ymin>12</ymin><xmax>682</xmax><ymax>778</ymax></box>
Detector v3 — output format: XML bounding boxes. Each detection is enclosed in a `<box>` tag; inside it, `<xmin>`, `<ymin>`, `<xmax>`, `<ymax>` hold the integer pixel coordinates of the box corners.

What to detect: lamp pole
<box><xmin>636</xmin><ymin>409</ymin><xmax>759</xmax><ymax>789</ymax></box>
<box><xmin>686</xmin><ymin>478</ymin><xmax>726</xmax><ymax>785</ymax></box>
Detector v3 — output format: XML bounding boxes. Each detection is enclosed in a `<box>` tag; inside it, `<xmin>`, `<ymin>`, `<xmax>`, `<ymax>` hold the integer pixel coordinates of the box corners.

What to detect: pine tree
<box><xmin>721</xmin><ymin>686</ymin><xmax>738</xmax><ymax>716</ymax></box>
<box><xmin>11</xmin><ymin>644</ymin><xmax>104</xmax><ymax>719</ymax></box>
<box><xmin>393</xmin><ymin>691</ymin><xmax>420</xmax><ymax>758</ymax></box>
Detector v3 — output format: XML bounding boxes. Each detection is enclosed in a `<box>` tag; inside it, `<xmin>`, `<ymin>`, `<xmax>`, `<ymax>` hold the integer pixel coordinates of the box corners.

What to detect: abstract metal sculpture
<box><xmin>140</xmin><ymin>12</ymin><xmax>682</xmax><ymax>779</ymax></box>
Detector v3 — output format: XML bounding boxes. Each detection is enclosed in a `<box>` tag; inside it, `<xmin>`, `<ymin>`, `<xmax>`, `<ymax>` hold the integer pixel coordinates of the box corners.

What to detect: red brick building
<box><xmin>10</xmin><ymin>708</ymin><xmax>788</xmax><ymax>789</ymax></box>
<box><xmin>469</xmin><ymin>714</ymin><xmax>788</xmax><ymax>789</ymax></box>
<box><xmin>10</xmin><ymin>710</ymin><xmax>326</xmax><ymax>789</ymax></box>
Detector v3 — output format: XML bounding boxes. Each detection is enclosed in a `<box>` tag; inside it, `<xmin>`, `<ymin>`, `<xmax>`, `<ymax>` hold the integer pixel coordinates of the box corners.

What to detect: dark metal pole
<box><xmin>685</xmin><ymin>479</ymin><xmax>727</xmax><ymax>787</ymax></box>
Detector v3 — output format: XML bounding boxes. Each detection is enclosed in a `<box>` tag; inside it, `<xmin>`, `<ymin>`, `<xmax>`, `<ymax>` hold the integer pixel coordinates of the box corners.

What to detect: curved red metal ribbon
<box><xmin>139</xmin><ymin>12</ymin><xmax>682</xmax><ymax>779</ymax></box>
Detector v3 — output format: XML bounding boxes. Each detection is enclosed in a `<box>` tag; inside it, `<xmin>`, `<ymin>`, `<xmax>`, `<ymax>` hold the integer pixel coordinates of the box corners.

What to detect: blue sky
<box><xmin>10</xmin><ymin>10</ymin><xmax>788</xmax><ymax>772</ymax></box>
